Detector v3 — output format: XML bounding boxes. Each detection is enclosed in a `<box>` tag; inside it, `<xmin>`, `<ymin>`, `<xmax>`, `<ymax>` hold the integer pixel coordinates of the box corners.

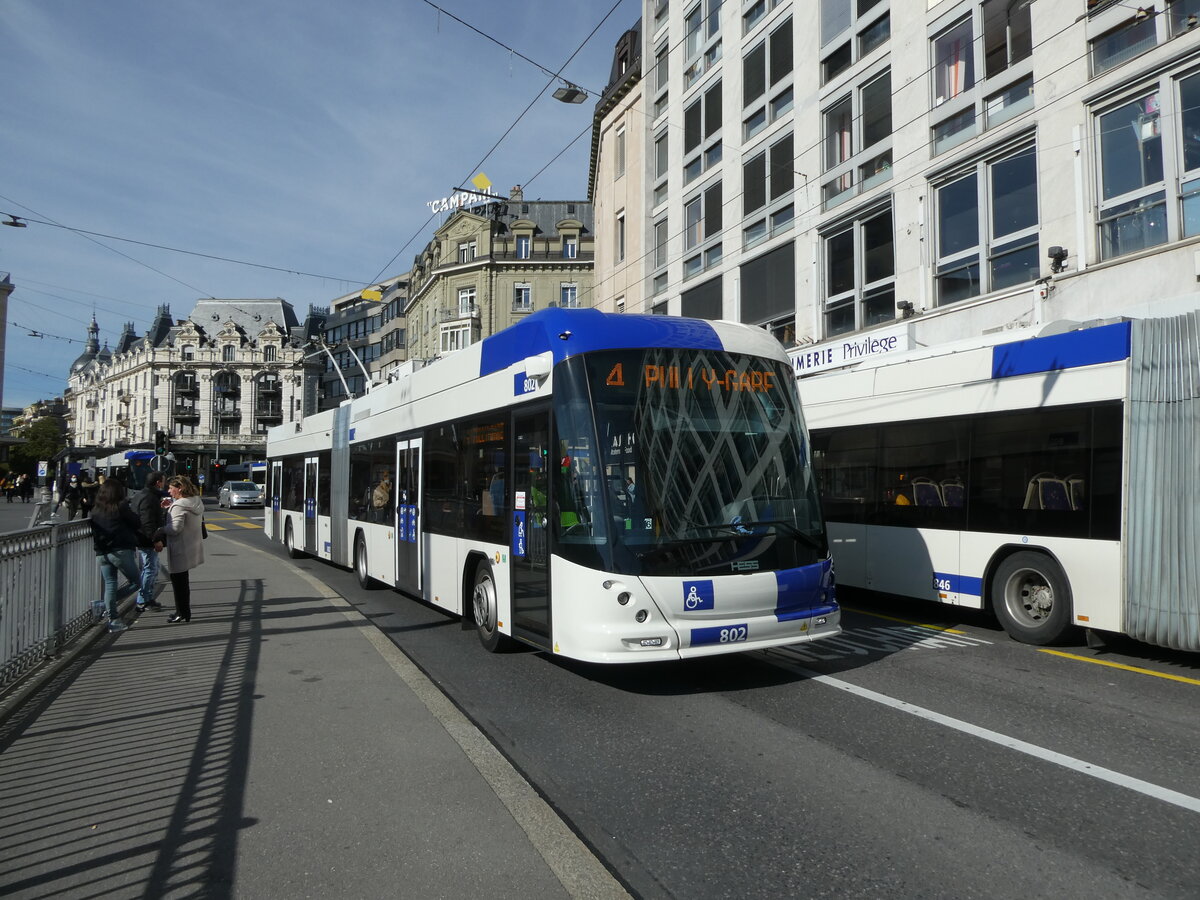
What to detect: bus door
<box><xmin>395</xmin><ymin>438</ymin><xmax>423</xmax><ymax>597</ymax></box>
<box><xmin>511</xmin><ymin>408</ymin><xmax>551</xmax><ymax>644</ymax></box>
<box><xmin>269</xmin><ymin>461</ymin><xmax>282</xmax><ymax>540</ymax></box>
<box><xmin>304</xmin><ymin>456</ymin><xmax>319</xmax><ymax>553</ymax></box>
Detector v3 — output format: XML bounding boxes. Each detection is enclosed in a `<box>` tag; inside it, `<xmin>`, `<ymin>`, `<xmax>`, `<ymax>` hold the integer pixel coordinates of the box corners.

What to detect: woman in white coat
<box><xmin>155</xmin><ymin>475</ymin><xmax>205</xmax><ymax>623</ymax></box>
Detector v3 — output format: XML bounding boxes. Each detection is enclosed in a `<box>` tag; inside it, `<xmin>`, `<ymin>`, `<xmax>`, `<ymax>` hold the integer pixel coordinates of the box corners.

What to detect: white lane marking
<box><xmin>777</xmin><ymin>656</ymin><xmax>1200</xmax><ymax>816</ymax></box>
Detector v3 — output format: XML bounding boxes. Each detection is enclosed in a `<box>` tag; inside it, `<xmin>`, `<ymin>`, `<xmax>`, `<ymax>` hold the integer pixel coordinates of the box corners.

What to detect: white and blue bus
<box><xmin>798</xmin><ymin>310</ymin><xmax>1200</xmax><ymax>652</ymax></box>
<box><xmin>266</xmin><ymin>308</ymin><xmax>839</xmax><ymax>663</ymax></box>
<box><xmin>223</xmin><ymin>460</ymin><xmax>266</xmax><ymax>487</ymax></box>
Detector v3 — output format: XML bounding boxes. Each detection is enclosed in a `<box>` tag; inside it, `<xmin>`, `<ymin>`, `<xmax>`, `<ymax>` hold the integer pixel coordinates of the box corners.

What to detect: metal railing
<box><xmin>0</xmin><ymin>520</ymin><xmax>102</xmax><ymax>692</ymax></box>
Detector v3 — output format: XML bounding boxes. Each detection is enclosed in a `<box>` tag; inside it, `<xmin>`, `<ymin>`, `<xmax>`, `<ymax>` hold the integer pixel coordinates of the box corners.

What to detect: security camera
<box><xmin>1047</xmin><ymin>246</ymin><xmax>1069</xmax><ymax>273</ymax></box>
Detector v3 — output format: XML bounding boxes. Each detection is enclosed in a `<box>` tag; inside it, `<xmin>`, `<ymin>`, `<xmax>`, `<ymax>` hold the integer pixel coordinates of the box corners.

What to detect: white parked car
<box><xmin>218</xmin><ymin>481</ymin><xmax>264</xmax><ymax>509</ymax></box>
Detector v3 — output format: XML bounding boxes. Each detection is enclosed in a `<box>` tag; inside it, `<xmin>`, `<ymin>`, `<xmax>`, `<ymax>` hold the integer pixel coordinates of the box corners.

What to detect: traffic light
<box><xmin>155</xmin><ymin>430</ymin><xmax>166</xmax><ymax>455</ymax></box>
<box><xmin>185</xmin><ymin>458</ymin><xmax>193</xmax><ymax>471</ymax></box>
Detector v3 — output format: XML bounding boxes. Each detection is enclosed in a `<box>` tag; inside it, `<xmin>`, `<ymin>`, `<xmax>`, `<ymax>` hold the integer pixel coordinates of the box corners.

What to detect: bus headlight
<box><xmin>617</xmin><ymin>591</ymin><xmax>632</xmax><ymax>606</ymax></box>
<box><xmin>635</xmin><ymin>609</ymin><xmax>649</xmax><ymax>623</ymax></box>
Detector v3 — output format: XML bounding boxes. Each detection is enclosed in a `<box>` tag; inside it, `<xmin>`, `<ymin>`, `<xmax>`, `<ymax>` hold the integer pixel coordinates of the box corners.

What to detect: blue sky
<box><xmin>0</xmin><ymin>0</ymin><xmax>634</xmax><ymax>408</ymax></box>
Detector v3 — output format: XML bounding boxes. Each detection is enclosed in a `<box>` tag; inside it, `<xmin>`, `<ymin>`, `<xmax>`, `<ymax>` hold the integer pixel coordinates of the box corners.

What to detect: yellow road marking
<box><xmin>235</xmin><ymin>522</ymin><xmax>262</xmax><ymax>529</ymax></box>
<box><xmin>205</xmin><ymin>523</ymin><xmax>227</xmax><ymax>531</ymax></box>
<box><xmin>841</xmin><ymin>605</ymin><xmax>967</xmax><ymax>635</ymax></box>
<box><xmin>1038</xmin><ymin>649</ymin><xmax>1200</xmax><ymax>685</ymax></box>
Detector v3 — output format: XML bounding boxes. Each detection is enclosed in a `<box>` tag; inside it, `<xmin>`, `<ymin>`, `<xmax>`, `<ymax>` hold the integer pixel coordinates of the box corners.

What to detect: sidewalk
<box><xmin>0</xmin><ymin>535</ymin><xmax>627</xmax><ymax>899</ymax></box>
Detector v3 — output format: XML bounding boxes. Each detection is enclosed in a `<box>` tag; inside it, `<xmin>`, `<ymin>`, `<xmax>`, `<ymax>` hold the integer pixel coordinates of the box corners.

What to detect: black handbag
<box><xmin>202</xmin><ymin>518</ymin><xmax>209</xmax><ymax>539</ymax></box>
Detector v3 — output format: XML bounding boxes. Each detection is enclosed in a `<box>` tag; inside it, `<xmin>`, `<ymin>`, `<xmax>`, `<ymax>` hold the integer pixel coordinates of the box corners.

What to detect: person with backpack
<box><xmin>130</xmin><ymin>471</ymin><xmax>167</xmax><ymax>612</ymax></box>
<box><xmin>89</xmin><ymin>480</ymin><xmax>143</xmax><ymax>633</ymax></box>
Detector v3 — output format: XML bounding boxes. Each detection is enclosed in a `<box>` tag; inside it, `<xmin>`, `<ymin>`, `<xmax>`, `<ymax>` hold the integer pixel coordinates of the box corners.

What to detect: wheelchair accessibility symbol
<box><xmin>682</xmin><ymin>580</ymin><xmax>714</xmax><ymax>611</ymax></box>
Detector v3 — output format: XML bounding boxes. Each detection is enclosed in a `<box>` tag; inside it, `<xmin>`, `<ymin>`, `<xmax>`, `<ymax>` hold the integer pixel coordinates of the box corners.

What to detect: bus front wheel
<box><xmin>991</xmin><ymin>551</ymin><xmax>1073</xmax><ymax>645</ymax></box>
<box><xmin>471</xmin><ymin>561</ymin><xmax>506</xmax><ymax>653</ymax></box>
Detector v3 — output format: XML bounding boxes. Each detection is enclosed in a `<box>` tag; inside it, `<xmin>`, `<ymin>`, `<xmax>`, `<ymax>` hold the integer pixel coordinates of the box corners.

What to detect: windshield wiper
<box><xmin>734</xmin><ymin>518</ymin><xmax>826</xmax><ymax>552</ymax></box>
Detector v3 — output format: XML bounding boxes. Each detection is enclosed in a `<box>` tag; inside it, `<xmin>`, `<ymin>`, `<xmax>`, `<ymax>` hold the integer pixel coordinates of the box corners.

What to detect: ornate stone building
<box><xmin>65</xmin><ymin>298</ymin><xmax>325</xmax><ymax>475</ymax></box>
<box><xmin>405</xmin><ymin>190</ymin><xmax>594</xmax><ymax>360</ymax></box>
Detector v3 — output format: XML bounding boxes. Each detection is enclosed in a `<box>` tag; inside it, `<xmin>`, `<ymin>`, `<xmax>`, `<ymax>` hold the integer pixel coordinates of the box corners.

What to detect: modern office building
<box><xmin>317</xmin><ymin>275</ymin><xmax>408</xmax><ymax>411</ymax></box>
<box><xmin>600</xmin><ymin>0</ymin><xmax>1200</xmax><ymax>360</ymax></box>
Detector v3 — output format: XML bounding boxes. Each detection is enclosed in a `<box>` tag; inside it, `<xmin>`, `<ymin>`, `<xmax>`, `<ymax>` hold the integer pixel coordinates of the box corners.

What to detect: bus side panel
<box><xmin>960</xmin><ymin>534</ymin><xmax>1124</xmax><ymax>633</ymax></box>
<box><xmin>827</xmin><ymin>522</ymin><xmax>866</xmax><ymax>587</ymax></box>
<box><xmin>425</xmin><ymin>533</ymin><xmax>462</xmax><ymax>614</ymax></box>
<box><xmin>865</xmin><ymin>527</ymin><xmax>963</xmax><ymax>606</ymax></box>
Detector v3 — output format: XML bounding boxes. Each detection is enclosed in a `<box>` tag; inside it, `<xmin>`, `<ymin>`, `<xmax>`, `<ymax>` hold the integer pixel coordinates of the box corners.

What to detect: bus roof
<box><xmin>479</xmin><ymin>308</ymin><xmax>763</xmax><ymax>377</ymax></box>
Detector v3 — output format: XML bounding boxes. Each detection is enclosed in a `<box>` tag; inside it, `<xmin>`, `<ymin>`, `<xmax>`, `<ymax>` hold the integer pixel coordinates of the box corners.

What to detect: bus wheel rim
<box><xmin>1005</xmin><ymin>567</ymin><xmax>1053</xmax><ymax>624</ymax></box>
<box><xmin>473</xmin><ymin>574</ymin><xmax>496</xmax><ymax>634</ymax></box>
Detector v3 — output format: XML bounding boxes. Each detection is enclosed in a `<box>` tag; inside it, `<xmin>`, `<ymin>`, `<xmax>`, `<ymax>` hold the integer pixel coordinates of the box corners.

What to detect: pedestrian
<box><xmin>89</xmin><ymin>480</ymin><xmax>143</xmax><ymax>633</ymax></box>
<box><xmin>154</xmin><ymin>475</ymin><xmax>205</xmax><ymax>624</ymax></box>
<box><xmin>80</xmin><ymin>470</ymin><xmax>99</xmax><ymax>518</ymax></box>
<box><xmin>63</xmin><ymin>474</ymin><xmax>83</xmax><ymax>520</ymax></box>
<box><xmin>130</xmin><ymin>471</ymin><xmax>168</xmax><ymax>612</ymax></box>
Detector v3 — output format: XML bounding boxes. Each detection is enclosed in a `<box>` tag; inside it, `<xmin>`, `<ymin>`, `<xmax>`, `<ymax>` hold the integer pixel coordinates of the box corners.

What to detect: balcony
<box><xmin>173</xmin><ymin>405</ymin><xmax>200</xmax><ymax>419</ymax></box>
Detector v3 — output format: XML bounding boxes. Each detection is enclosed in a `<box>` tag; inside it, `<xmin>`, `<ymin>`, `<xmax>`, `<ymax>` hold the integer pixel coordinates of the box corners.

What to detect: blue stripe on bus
<box><xmin>479</xmin><ymin>308</ymin><xmax>724</xmax><ymax>377</ymax></box>
<box><xmin>934</xmin><ymin>572</ymin><xmax>983</xmax><ymax>596</ymax></box>
<box><xmin>991</xmin><ymin>320</ymin><xmax>1131</xmax><ymax>379</ymax></box>
<box><xmin>774</xmin><ymin>559</ymin><xmax>835</xmax><ymax>622</ymax></box>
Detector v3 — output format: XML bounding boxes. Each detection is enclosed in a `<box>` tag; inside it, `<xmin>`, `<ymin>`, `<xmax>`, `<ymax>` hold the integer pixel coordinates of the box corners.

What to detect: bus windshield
<box><xmin>554</xmin><ymin>348</ymin><xmax>826</xmax><ymax>577</ymax></box>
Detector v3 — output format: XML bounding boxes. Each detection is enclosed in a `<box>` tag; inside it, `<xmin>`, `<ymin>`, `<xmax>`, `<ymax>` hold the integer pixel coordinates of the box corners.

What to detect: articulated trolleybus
<box><xmin>799</xmin><ymin>310</ymin><xmax>1200</xmax><ymax>652</ymax></box>
<box><xmin>266</xmin><ymin>308</ymin><xmax>839</xmax><ymax>662</ymax></box>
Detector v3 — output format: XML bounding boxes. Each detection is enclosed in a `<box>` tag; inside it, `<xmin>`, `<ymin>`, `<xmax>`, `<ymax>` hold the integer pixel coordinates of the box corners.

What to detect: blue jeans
<box><xmin>97</xmin><ymin>550</ymin><xmax>141</xmax><ymax>619</ymax></box>
<box><xmin>137</xmin><ymin>548</ymin><xmax>161</xmax><ymax>606</ymax></box>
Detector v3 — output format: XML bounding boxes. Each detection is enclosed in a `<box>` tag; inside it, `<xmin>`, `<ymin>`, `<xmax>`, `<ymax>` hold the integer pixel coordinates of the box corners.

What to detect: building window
<box><xmin>616</xmin><ymin>213</ymin><xmax>626</xmax><ymax>262</ymax></box>
<box><xmin>654</xmin><ymin>218</ymin><xmax>669</xmax><ymax>268</ymax></box>
<box><xmin>683</xmin><ymin>0</ymin><xmax>723</xmax><ymax>88</ymax></box>
<box><xmin>822</xmin><ymin>67</ymin><xmax>892</xmax><ymax>209</ymax></box>
<box><xmin>457</xmin><ymin>240</ymin><xmax>477</xmax><ymax>263</ymax></box>
<box><xmin>821</xmin><ymin>0</ymin><xmax>889</xmax><ymax>83</ymax></box>
<box><xmin>616</xmin><ymin>296</ymin><xmax>625</xmax><ymax>314</ymax></box>
<box><xmin>935</xmin><ymin>144</ymin><xmax>1039</xmax><ymax>305</ymax></box>
<box><xmin>1091</xmin><ymin>15</ymin><xmax>1157</xmax><ymax>75</ymax></box>
<box><xmin>684</xmin><ymin>80</ymin><xmax>722</xmax><ymax>184</ymax></box>
<box><xmin>563</xmin><ymin>236</ymin><xmax>578</xmax><ymax>259</ymax></box>
<box><xmin>441</xmin><ymin>324</ymin><xmax>471</xmax><ymax>353</ymax></box>
<box><xmin>263</xmin><ymin>345</ymin><xmax>277</xmax><ymax>362</ymax></box>
<box><xmin>615</xmin><ymin>127</ymin><xmax>626</xmax><ymax>178</ymax></box>
<box><xmin>744</xmin><ymin>17</ymin><xmax>793</xmax><ymax>108</ymax></box>
<box><xmin>560</xmin><ymin>283</ymin><xmax>580</xmax><ymax>308</ymax></box>
<box><xmin>514</xmin><ymin>283</ymin><xmax>532</xmax><ymax>311</ymax></box>
<box><xmin>1098</xmin><ymin>91</ymin><xmax>1165</xmax><ymax>258</ymax></box>
<box><xmin>742</xmin><ymin>133</ymin><xmax>794</xmax><ymax>248</ymax></box>
<box><xmin>222</xmin><ymin>345</ymin><xmax>235</xmax><ymax>362</ymax></box>
<box><xmin>823</xmin><ymin>206</ymin><xmax>896</xmax><ymax>336</ymax></box>
<box><xmin>516</xmin><ymin>235</ymin><xmax>531</xmax><ymax>259</ymax></box>
<box><xmin>182</xmin><ymin>345</ymin><xmax>194</xmax><ymax>361</ymax></box>
<box><xmin>684</xmin><ymin>180</ymin><xmax>722</xmax><ymax>251</ymax></box>
<box><xmin>929</xmin><ymin>3</ymin><xmax>1034</xmax><ymax>155</ymax></box>
<box><xmin>458</xmin><ymin>286</ymin><xmax>477</xmax><ymax>316</ymax></box>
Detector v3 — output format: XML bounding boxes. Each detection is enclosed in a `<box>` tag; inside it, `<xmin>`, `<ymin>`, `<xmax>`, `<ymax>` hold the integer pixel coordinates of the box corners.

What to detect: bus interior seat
<box><xmin>1065</xmin><ymin>474</ymin><xmax>1085</xmax><ymax>510</ymax></box>
<box><xmin>911</xmin><ymin>477</ymin><xmax>943</xmax><ymax>507</ymax></box>
<box><xmin>1023</xmin><ymin>472</ymin><xmax>1071</xmax><ymax>510</ymax></box>
<box><xmin>940</xmin><ymin>478</ymin><xmax>965</xmax><ymax>508</ymax></box>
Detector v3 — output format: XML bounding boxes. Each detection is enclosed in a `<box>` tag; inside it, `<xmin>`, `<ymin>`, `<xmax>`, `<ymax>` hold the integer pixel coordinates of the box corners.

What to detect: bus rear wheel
<box><xmin>471</xmin><ymin>561</ymin><xmax>506</xmax><ymax>652</ymax></box>
<box><xmin>284</xmin><ymin>521</ymin><xmax>302</xmax><ymax>559</ymax></box>
<box><xmin>991</xmin><ymin>551</ymin><xmax>1073</xmax><ymax>645</ymax></box>
<box><xmin>354</xmin><ymin>532</ymin><xmax>374</xmax><ymax>590</ymax></box>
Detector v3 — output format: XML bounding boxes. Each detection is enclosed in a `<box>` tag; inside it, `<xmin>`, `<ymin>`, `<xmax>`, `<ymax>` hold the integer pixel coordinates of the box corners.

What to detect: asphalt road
<box><xmin>160</xmin><ymin>517</ymin><xmax>1200</xmax><ymax>899</ymax></box>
